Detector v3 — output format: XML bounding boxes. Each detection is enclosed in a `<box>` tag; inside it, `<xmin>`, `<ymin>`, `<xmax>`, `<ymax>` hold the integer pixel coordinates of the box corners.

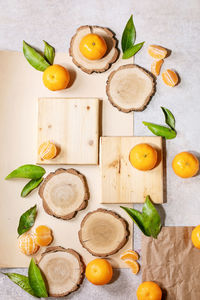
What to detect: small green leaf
<box><xmin>43</xmin><ymin>40</ymin><xmax>55</xmax><ymax>65</ymax></box>
<box><xmin>28</xmin><ymin>258</ymin><xmax>48</xmax><ymax>298</ymax></box>
<box><xmin>121</xmin><ymin>15</ymin><xmax>136</xmax><ymax>52</ymax></box>
<box><xmin>161</xmin><ymin>107</ymin><xmax>175</xmax><ymax>130</ymax></box>
<box><xmin>17</xmin><ymin>205</ymin><xmax>37</xmax><ymax>236</ymax></box>
<box><xmin>5</xmin><ymin>164</ymin><xmax>46</xmax><ymax>180</ymax></box>
<box><xmin>121</xmin><ymin>195</ymin><xmax>162</xmax><ymax>238</ymax></box>
<box><xmin>3</xmin><ymin>273</ymin><xmax>36</xmax><ymax>297</ymax></box>
<box><xmin>143</xmin><ymin>122</ymin><xmax>177</xmax><ymax>139</ymax></box>
<box><xmin>21</xmin><ymin>178</ymin><xmax>43</xmax><ymax>197</ymax></box>
<box><xmin>122</xmin><ymin>42</ymin><xmax>145</xmax><ymax>59</ymax></box>
<box><xmin>23</xmin><ymin>41</ymin><xmax>50</xmax><ymax>71</ymax></box>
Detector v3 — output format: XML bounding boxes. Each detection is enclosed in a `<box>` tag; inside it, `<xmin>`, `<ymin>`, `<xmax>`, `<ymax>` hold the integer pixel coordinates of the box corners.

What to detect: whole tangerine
<box><xmin>172</xmin><ymin>151</ymin><xmax>199</xmax><ymax>178</ymax></box>
<box><xmin>191</xmin><ymin>225</ymin><xmax>200</xmax><ymax>249</ymax></box>
<box><xmin>137</xmin><ymin>281</ymin><xmax>162</xmax><ymax>300</ymax></box>
<box><xmin>129</xmin><ymin>143</ymin><xmax>158</xmax><ymax>171</ymax></box>
<box><xmin>43</xmin><ymin>64</ymin><xmax>70</xmax><ymax>91</ymax></box>
<box><xmin>85</xmin><ymin>258</ymin><xmax>113</xmax><ymax>285</ymax></box>
<box><xmin>79</xmin><ymin>33</ymin><xmax>107</xmax><ymax>60</ymax></box>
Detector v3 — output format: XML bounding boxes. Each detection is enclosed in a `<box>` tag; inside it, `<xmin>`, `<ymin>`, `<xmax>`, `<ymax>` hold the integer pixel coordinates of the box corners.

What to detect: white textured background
<box><xmin>0</xmin><ymin>0</ymin><xmax>200</xmax><ymax>299</ymax></box>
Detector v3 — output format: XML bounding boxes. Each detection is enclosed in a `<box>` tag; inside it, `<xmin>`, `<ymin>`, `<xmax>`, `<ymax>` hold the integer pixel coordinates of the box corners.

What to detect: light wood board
<box><xmin>0</xmin><ymin>51</ymin><xmax>133</xmax><ymax>268</ymax></box>
<box><xmin>101</xmin><ymin>136</ymin><xmax>163</xmax><ymax>204</ymax></box>
<box><xmin>37</xmin><ymin>97</ymin><xmax>100</xmax><ymax>165</ymax></box>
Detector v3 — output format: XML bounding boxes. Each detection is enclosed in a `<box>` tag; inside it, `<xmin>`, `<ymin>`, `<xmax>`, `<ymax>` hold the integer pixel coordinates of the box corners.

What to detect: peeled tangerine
<box><xmin>148</xmin><ymin>45</ymin><xmax>168</xmax><ymax>59</ymax></box>
<box><xmin>120</xmin><ymin>250</ymin><xmax>139</xmax><ymax>261</ymax></box>
<box><xmin>34</xmin><ymin>225</ymin><xmax>53</xmax><ymax>246</ymax></box>
<box><xmin>18</xmin><ymin>233</ymin><xmax>39</xmax><ymax>255</ymax></box>
<box><xmin>162</xmin><ymin>69</ymin><xmax>178</xmax><ymax>87</ymax></box>
<box><xmin>124</xmin><ymin>259</ymin><xmax>140</xmax><ymax>274</ymax></box>
<box><xmin>38</xmin><ymin>141</ymin><xmax>57</xmax><ymax>160</ymax></box>
<box><xmin>151</xmin><ymin>59</ymin><xmax>163</xmax><ymax>76</ymax></box>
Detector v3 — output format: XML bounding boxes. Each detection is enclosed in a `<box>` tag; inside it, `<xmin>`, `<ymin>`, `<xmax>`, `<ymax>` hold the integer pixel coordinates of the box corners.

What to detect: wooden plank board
<box><xmin>37</xmin><ymin>98</ymin><xmax>100</xmax><ymax>165</ymax></box>
<box><xmin>101</xmin><ymin>136</ymin><xmax>163</xmax><ymax>204</ymax></box>
<box><xmin>0</xmin><ymin>51</ymin><xmax>133</xmax><ymax>269</ymax></box>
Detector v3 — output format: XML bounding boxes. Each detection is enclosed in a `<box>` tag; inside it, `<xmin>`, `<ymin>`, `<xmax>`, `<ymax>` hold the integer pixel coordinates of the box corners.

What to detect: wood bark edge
<box><xmin>106</xmin><ymin>64</ymin><xmax>156</xmax><ymax>112</ymax></box>
<box><xmin>39</xmin><ymin>246</ymin><xmax>85</xmax><ymax>297</ymax></box>
<box><xmin>39</xmin><ymin>168</ymin><xmax>89</xmax><ymax>220</ymax></box>
<box><xmin>69</xmin><ymin>25</ymin><xmax>119</xmax><ymax>74</ymax></box>
<box><xmin>78</xmin><ymin>208</ymin><xmax>129</xmax><ymax>256</ymax></box>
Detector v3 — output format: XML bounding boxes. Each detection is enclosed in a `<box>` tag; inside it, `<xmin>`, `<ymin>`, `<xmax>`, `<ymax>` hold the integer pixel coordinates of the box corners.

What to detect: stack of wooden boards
<box><xmin>37</xmin><ymin>98</ymin><xmax>164</xmax><ymax>204</ymax></box>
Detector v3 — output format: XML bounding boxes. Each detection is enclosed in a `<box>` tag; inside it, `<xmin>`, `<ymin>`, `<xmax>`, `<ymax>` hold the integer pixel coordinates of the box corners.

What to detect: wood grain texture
<box><xmin>101</xmin><ymin>136</ymin><xmax>163</xmax><ymax>204</ymax></box>
<box><xmin>37</xmin><ymin>98</ymin><xmax>100</xmax><ymax>165</ymax></box>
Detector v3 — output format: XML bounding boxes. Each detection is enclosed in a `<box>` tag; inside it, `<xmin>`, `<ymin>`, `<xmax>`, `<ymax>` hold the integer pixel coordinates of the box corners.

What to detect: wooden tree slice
<box><xmin>69</xmin><ymin>26</ymin><xmax>119</xmax><ymax>74</ymax></box>
<box><xmin>79</xmin><ymin>208</ymin><xmax>129</xmax><ymax>257</ymax></box>
<box><xmin>106</xmin><ymin>64</ymin><xmax>156</xmax><ymax>112</ymax></box>
<box><xmin>38</xmin><ymin>246</ymin><xmax>85</xmax><ymax>297</ymax></box>
<box><xmin>39</xmin><ymin>168</ymin><xmax>89</xmax><ymax>220</ymax></box>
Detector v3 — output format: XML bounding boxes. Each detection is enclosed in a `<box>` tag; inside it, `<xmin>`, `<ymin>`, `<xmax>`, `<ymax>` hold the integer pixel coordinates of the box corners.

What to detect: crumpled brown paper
<box><xmin>142</xmin><ymin>227</ymin><xmax>200</xmax><ymax>300</ymax></box>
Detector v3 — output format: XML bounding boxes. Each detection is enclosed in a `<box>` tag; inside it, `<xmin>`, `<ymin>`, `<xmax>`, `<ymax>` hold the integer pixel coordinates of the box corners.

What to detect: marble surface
<box><xmin>0</xmin><ymin>0</ymin><xmax>200</xmax><ymax>299</ymax></box>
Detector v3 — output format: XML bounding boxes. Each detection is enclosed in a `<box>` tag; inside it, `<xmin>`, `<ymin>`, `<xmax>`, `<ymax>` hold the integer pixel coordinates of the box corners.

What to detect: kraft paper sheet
<box><xmin>142</xmin><ymin>227</ymin><xmax>200</xmax><ymax>300</ymax></box>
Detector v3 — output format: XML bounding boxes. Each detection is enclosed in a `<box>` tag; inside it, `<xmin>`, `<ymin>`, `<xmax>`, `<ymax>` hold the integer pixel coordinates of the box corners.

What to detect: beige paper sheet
<box><xmin>0</xmin><ymin>51</ymin><xmax>133</xmax><ymax>268</ymax></box>
<box><xmin>142</xmin><ymin>227</ymin><xmax>200</xmax><ymax>300</ymax></box>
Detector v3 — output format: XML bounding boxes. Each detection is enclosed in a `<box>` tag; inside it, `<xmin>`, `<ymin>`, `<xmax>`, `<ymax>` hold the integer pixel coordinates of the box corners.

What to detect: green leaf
<box><xmin>121</xmin><ymin>15</ymin><xmax>136</xmax><ymax>52</ymax></box>
<box><xmin>122</xmin><ymin>42</ymin><xmax>145</xmax><ymax>59</ymax></box>
<box><xmin>28</xmin><ymin>258</ymin><xmax>48</xmax><ymax>298</ymax></box>
<box><xmin>3</xmin><ymin>273</ymin><xmax>36</xmax><ymax>297</ymax></box>
<box><xmin>161</xmin><ymin>107</ymin><xmax>175</xmax><ymax>130</ymax></box>
<box><xmin>21</xmin><ymin>178</ymin><xmax>43</xmax><ymax>197</ymax></box>
<box><xmin>121</xmin><ymin>196</ymin><xmax>162</xmax><ymax>238</ymax></box>
<box><xmin>23</xmin><ymin>41</ymin><xmax>50</xmax><ymax>71</ymax></box>
<box><xmin>43</xmin><ymin>40</ymin><xmax>55</xmax><ymax>65</ymax></box>
<box><xmin>17</xmin><ymin>205</ymin><xmax>37</xmax><ymax>236</ymax></box>
<box><xmin>5</xmin><ymin>164</ymin><xmax>46</xmax><ymax>180</ymax></box>
<box><xmin>143</xmin><ymin>122</ymin><xmax>177</xmax><ymax>139</ymax></box>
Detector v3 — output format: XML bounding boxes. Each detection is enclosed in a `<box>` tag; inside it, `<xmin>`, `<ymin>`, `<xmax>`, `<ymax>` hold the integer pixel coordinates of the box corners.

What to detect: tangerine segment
<box><xmin>137</xmin><ymin>281</ymin><xmax>162</xmax><ymax>300</ymax></box>
<box><xmin>43</xmin><ymin>64</ymin><xmax>70</xmax><ymax>91</ymax></box>
<box><xmin>162</xmin><ymin>69</ymin><xmax>178</xmax><ymax>87</ymax></box>
<box><xmin>79</xmin><ymin>33</ymin><xmax>107</xmax><ymax>60</ymax></box>
<box><xmin>129</xmin><ymin>143</ymin><xmax>158</xmax><ymax>171</ymax></box>
<box><xmin>151</xmin><ymin>59</ymin><xmax>164</xmax><ymax>76</ymax></box>
<box><xmin>191</xmin><ymin>225</ymin><xmax>200</xmax><ymax>249</ymax></box>
<box><xmin>18</xmin><ymin>233</ymin><xmax>40</xmax><ymax>256</ymax></box>
<box><xmin>85</xmin><ymin>258</ymin><xmax>113</xmax><ymax>285</ymax></box>
<box><xmin>34</xmin><ymin>225</ymin><xmax>53</xmax><ymax>246</ymax></box>
<box><xmin>148</xmin><ymin>45</ymin><xmax>167</xmax><ymax>59</ymax></box>
<box><xmin>172</xmin><ymin>152</ymin><xmax>199</xmax><ymax>178</ymax></box>
<box><xmin>120</xmin><ymin>250</ymin><xmax>139</xmax><ymax>261</ymax></box>
<box><xmin>124</xmin><ymin>259</ymin><xmax>140</xmax><ymax>274</ymax></box>
<box><xmin>38</xmin><ymin>141</ymin><xmax>57</xmax><ymax>160</ymax></box>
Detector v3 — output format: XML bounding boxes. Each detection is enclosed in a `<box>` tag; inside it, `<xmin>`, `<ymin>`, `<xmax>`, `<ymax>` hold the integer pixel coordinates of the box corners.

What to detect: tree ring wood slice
<box><xmin>106</xmin><ymin>64</ymin><xmax>156</xmax><ymax>112</ymax></box>
<box><xmin>39</xmin><ymin>168</ymin><xmax>89</xmax><ymax>220</ymax></box>
<box><xmin>78</xmin><ymin>208</ymin><xmax>129</xmax><ymax>257</ymax></box>
<box><xmin>69</xmin><ymin>25</ymin><xmax>119</xmax><ymax>74</ymax></box>
<box><xmin>38</xmin><ymin>246</ymin><xmax>85</xmax><ymax>297</ymax></box>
